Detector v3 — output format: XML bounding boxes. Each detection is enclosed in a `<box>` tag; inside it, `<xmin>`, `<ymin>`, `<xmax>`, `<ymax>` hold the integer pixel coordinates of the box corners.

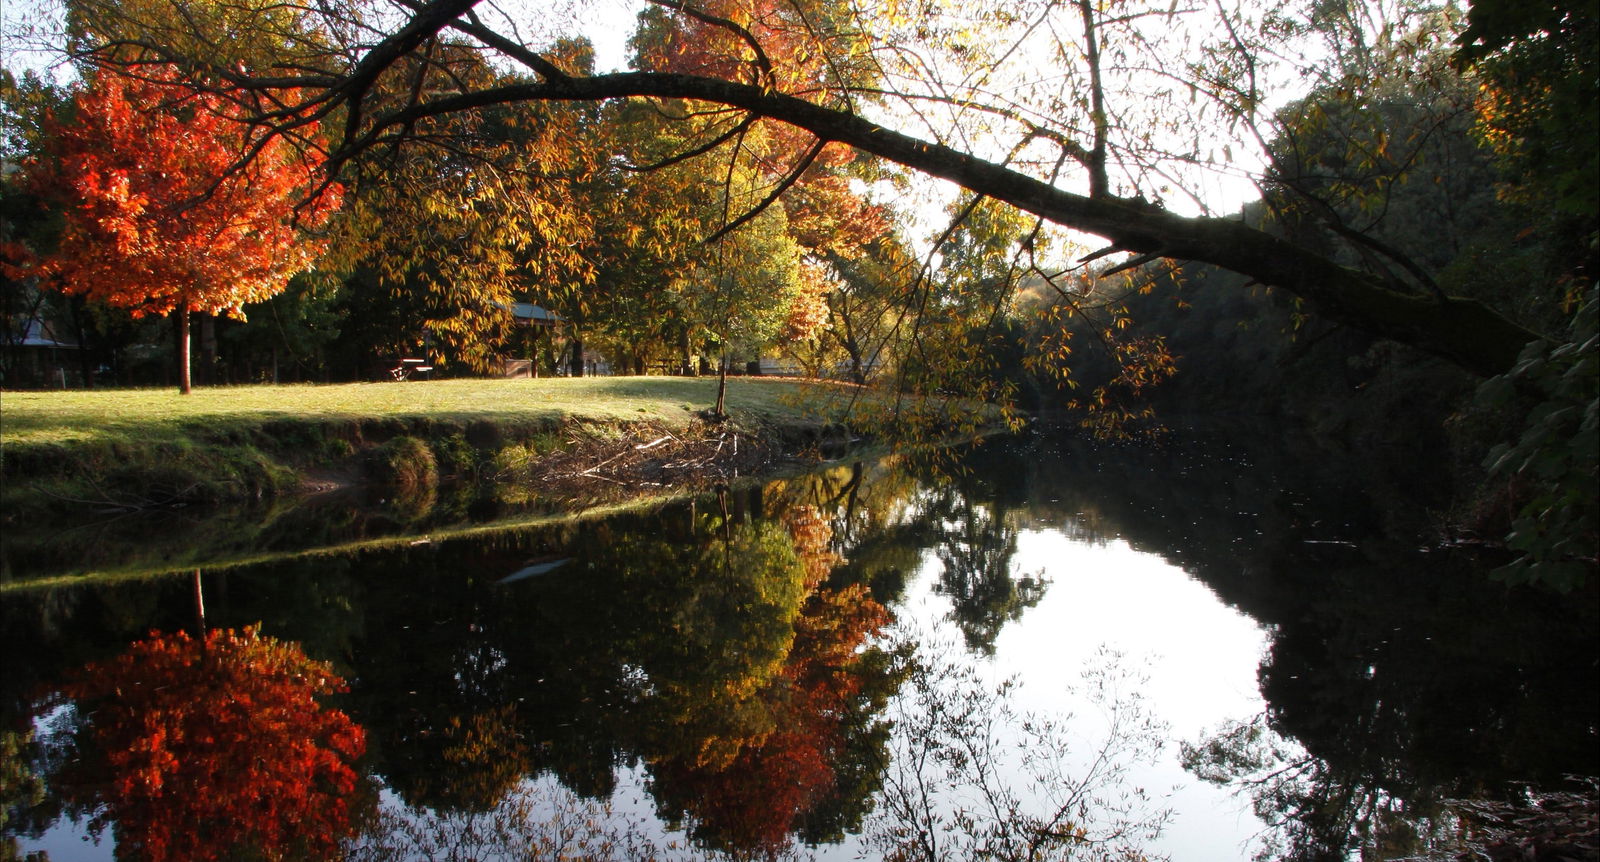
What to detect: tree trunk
<box><xmin>192</xmin><ymin>568</ymin><xmax>207</xmax><ymax>637</ymax></box>
<box><xmin>714</xmin><ymin>353</ymin><xmax>728</xmax><ymax>420</ymax></box>
<box><xmin>568</xmin><ymin>335</ymin><xmax>584</xmax><ymax>377</ymax></box>
<box><xmin>175</xmin><ymin>306</ymin><xmax>192</xmax><ymax>395</ymax></box>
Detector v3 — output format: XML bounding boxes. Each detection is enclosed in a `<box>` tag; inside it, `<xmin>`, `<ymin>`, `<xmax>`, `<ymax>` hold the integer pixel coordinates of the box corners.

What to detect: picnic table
<box><xmin>388</xmin><ymin>358</ymin><xmax>433</xmax><ymax>381</ymax></box>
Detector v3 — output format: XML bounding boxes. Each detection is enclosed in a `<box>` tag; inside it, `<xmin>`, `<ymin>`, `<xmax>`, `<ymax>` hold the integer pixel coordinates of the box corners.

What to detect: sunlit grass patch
<box><xmin>0</xmin><ymin>377</ymin><xmax>841</xmax><ymax>447</ymax></box>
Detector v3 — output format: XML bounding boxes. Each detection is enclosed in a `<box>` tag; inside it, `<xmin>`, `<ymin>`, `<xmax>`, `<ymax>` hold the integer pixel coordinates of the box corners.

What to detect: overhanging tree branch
<box><xmin>303</xmin><ymin>67</ymin><xmax>1541</xmax><ymax>376</ymax></box>
<box><xmin>702</xmin><ymin>136</ymin><xmax>826</xmax><ymax>245</ymax></box>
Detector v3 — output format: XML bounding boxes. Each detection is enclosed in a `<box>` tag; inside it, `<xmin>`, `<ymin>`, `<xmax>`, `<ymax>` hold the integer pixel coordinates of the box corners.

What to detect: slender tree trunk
<box><xmin>192</xmin><ymin>568</ymin><xmax>207</xmax><ymax>637</ymax></box>
<box><xmin>175</xmin><ymin>306</ymin><xmax>192</xmax><ymax>395</ymax></box>
<box><xmin>714</xmin><ymin>350</ymin><xmax>728</xmax><ymax>419</ymax></box>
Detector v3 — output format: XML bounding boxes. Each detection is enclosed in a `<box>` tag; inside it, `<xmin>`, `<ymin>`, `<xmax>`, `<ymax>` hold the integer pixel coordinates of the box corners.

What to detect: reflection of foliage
<box><xmin>1184</xmin><ymin>535</ymin><xmax>1599</xmax><ymax>862</ymax></box>
<box><xmin>1184</xmin><ymin>727</ymin><xmax>1600</xmax><ymax>862</ymax></box>
<box><xmin>929</xmin><ymin>491</ymin><xmax>1048</xmax><ymax>655</ymax></box>
<box><xmin>61</xmin><ymin>627</ymin><xmax>366</xmax><ymax>862</ymax></box>
<box><xmin>410</xmin><ymin>705</ymin><xmax>535</xmax><ymax>815</ymax></box>
<box><xmin>1423</xmin><ymin>777</ymin><xmax>1599</xmax><ymax>862</ymax></box>
<box><xmin>868</xmin><ymin>642</ymin><xmax>1171</xmax><ymax>861</ymax></box>
<box><xmin>784</xmin><ymin>504</ymin><xmax>843</xmax><ymax>587</ymax></box>
<box><xmin>0</xmin><ymin>729</ymin><xmax>45</xmax><ymax>832</ymax></box>
<box><xmin>647</xmin><ymin>513</ymin><xmax>896</xmax><ymax>857</ymax></box>
<box><xmin>764</xmin><ymin>458</ymin><xmax>926</xmax><ymax>604</ymax></box>
<box><xmin>624</xmin><ymin>517</ymin><xmax>808</xmax><ymax>771</ymax></box>
<box><xmin>1182</xmin><ymin>716</ymin><xmax>1457</xmax><ymax>861</ymax></box>
<box><xmin>347</xmin><ymin>777</ymin><xmax>680</xmax><ymax>862</ymax></box>
<box><xmin>931</xmin><ymin>423</ymin><xmax>1595</xmax><ymax>862</ymax></box>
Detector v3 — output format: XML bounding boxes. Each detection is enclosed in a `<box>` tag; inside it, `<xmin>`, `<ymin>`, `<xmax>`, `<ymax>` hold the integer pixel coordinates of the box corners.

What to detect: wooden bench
<box><xmin>388</xmin><ymin>358</ymin><xmax>434</xmax><ymax>381</ymax></box>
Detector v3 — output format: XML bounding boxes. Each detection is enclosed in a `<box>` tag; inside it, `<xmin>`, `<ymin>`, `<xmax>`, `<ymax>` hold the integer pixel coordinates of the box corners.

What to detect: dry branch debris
<box><xmin>524</xmin><ymin>422</ymin><xmax>801</xmax><ymax>501</ymax></box>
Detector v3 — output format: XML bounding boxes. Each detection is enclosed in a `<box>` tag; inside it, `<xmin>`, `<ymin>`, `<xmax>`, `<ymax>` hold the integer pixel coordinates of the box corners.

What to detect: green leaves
<box><xmin>1476</xmin><ymin>285</ymin><xmax>1598</xmax><ymax>590</ymax></box>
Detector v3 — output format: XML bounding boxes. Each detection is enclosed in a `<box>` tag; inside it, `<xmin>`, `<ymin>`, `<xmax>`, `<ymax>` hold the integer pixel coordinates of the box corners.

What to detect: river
<box><xmin>2</xmin><ymin>425</ymin><xmax>1594</xmax><ymax>860</ymax></box>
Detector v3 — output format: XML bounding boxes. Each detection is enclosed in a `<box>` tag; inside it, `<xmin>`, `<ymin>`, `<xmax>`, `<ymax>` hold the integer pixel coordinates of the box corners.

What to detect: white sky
<box><xmin>892</xmin><ymin>527</ymin><xmax>1272</xmax><ymax>860</ymax></box>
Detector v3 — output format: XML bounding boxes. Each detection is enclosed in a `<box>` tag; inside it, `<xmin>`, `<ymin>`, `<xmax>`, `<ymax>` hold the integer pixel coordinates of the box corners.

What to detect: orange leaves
<box><xmin>63</xmin><ymin>626</ymin><xmax>366</xmax><ymax>862</ymax></box>
<box><xmin>784</xmin><ymin>168</ymin><xmax>890</xmax><ymax>257</ymax></box>
<box><xmin>649</xmin><ymin>568</ymin><xmax>891</xmax><ymax>856</ymax></box>
<box><xmin>781</xmin><ymin>261</ymin><xmax>835</xmax><ymax>343</ymax></box>
<box><xmin>30</xmin><ymin>67</ymin><xmax>338</xmax><ymax>319</ymax></box>
<box><xmin>784</xmin><ymin>503</ymin><xmax>843</xmax><ymax>585</ymax></box>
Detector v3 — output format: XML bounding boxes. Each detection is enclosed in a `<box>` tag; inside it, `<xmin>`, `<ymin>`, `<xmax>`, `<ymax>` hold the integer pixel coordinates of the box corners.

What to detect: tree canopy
<box><xmin>19</xmin><ymin>0</ymin><xmax>1584</xmax><ymax>384</ymax></box>
<box><xmin>14</xmin><ymin>65</ymin><xmax>339</xmax><ymax>392</ymax></box>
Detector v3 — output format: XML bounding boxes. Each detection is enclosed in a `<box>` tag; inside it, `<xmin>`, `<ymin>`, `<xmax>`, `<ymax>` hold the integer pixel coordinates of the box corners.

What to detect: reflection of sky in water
<box><xmin>533</xmin><ymin>521</ymin><xmax>1273</xmax><ymax>860</ymax></box>
<box><xmin>893</xmin><ymin>524</ymin><xmax>1269</xmax><ymax>861</ymax></box>
<box><xmin>20</xmin><ymin>818</ymin><xmax>109</xmax><ymax>860</ymax></box>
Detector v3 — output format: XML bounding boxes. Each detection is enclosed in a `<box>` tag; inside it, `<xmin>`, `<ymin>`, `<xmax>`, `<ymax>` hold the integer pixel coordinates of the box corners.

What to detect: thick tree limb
<box><xmin>314</xmin><ymin>68</ymin><xmax>1540</xmax><ymax>376</ymax></box>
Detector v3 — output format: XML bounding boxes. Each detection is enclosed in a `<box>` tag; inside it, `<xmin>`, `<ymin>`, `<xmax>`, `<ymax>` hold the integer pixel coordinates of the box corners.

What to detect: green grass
<box><xmin>0</xmin><ymin>376</ymin><xmax>858</xmax><ymax>447</ymax></box>
<box><xmin>0</xmin><ymin>376</ymin><xmax>874</xmax><ymax>519</ymax></box>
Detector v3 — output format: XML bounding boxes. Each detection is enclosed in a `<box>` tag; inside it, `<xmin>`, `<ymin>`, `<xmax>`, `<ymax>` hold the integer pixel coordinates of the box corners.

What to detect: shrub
<box><xmin>363</xmin><ymin>436</ymin><xmax>439</xmax><ymax>492</ymax></box>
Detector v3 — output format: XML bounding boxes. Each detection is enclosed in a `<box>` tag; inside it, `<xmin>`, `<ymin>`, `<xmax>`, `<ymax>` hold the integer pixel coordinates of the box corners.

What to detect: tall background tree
<box><xmin>23</xmin><ymin>66</ymin><xmax>339</xmax><ymax>393</ymax></box>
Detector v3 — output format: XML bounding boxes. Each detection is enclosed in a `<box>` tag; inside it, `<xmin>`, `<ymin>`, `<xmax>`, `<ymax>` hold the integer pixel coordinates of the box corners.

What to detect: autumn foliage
<box><xmin>649</xmin><ymin>509</ymin><xmax>891</xmax><ymax>855</ymax></box>
<box><xmin>28</xmin><ymin>67</ymin><xmax>338</xmax><ymax>322</ymax></box>
<box><xmin>63</xmin><ymin>626</ymin><xmax>366</xmax><ymax>862</ymax></box>
<box><xmin>652</xmin><ymin>580</ymin><xmax>890</xmax><ymax>853</ymax></box>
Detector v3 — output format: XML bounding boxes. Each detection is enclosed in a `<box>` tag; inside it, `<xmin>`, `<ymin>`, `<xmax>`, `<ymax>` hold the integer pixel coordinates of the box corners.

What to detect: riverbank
<box><xmin>0</xmin><ymin>377</ymin><xmax>896</xmax><ymax>523</ymax></box>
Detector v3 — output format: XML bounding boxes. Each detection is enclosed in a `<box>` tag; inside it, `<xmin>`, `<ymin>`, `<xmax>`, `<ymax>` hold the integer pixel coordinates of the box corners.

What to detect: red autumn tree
<box><xmin>31</xmin><ymin>67</ymin><xmax>339</xmax><ymax>393</ymax></box>
<box><xmin>62</xmin><ymin>626</ymin><xmax>367</xmax><ymax>862</ymax></box>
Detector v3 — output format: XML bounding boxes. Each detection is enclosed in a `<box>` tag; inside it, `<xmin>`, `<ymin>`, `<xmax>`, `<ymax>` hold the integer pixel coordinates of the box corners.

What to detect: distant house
<box><xmin>502</xmin><ymin>303</ymin><xmax>563</xmax><ymax>378</ymax></box>
<box><xmin>2</xmin><ymin>316</ymin><xmax>82</xmax><ymax>388</ymax></box>
<box><xmin>756</xmin><ymin>353</ymin><xmax>884</xmax><ymax>380</ymax></box>
<box><xmin>758</xmin><ymin>357</ymin><xmax>805</xmax><ymax>376</ymax></box>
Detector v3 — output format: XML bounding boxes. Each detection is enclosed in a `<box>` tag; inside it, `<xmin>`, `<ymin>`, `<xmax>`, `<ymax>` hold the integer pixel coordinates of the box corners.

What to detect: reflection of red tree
<box><xmin>658</xmin><ymin>582</ymin><xmax>890</xmax><ymax>854</ymax></box>
<box><xmin>785</xmin><ymin>504</ymin><xmax>843</xmax><ymax>588</ymax></box>
<box><xmin>64</xmin><ymin>627</ymin><xmax>366</xmax><ymax>862</ymax></box>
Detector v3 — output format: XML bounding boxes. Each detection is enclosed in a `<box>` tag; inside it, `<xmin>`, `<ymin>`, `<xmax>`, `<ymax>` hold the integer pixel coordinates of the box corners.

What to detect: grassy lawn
<box><xmin>0</xmin><ymin>376</ymin><xmax>861</xmax><ymax>447</ymax></box>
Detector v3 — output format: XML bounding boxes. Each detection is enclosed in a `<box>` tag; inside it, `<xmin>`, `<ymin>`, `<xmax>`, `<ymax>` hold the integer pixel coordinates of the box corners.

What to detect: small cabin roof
<box><xmin>511</xmin><ymin>302</ymin><xmax>561</xmax><ymax>324</ymax></box>
<box><xmin>18</xmin><ymin>319</ymin><xmax>78</xmax><ymax>349</ymax></box>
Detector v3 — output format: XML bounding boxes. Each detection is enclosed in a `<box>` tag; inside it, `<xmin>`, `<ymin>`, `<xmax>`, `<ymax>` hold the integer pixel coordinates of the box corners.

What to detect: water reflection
<box><xmin>867</xmin><ymin>641</ymin><xmax>1172</xmax><ymax>861</ymax></box>
<box><xmin>1183</xmin><ymin>551</ymin><xmax>1599</xmax><ymax>861</ymax></box>
<box><xmin>337</xmin><ymin>492</ymin><xmax>899</xmax><ymax>857</ymax></box>
<box><xmin>1</xmin><ymin>426</ymin><xmax>1594</xmax><ymax>860</ymax></box>
<box><xmin>56</xmin><ymin>627</ymin><xmax>367</xmax><ymax>861</ymax></box>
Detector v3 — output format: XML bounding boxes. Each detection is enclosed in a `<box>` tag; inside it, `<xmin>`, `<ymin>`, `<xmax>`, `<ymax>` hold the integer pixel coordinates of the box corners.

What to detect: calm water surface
<box><xmin>2</xmin><ymin>427</ymin><xmax>1594</xmax><ymax>860</ymax></box>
